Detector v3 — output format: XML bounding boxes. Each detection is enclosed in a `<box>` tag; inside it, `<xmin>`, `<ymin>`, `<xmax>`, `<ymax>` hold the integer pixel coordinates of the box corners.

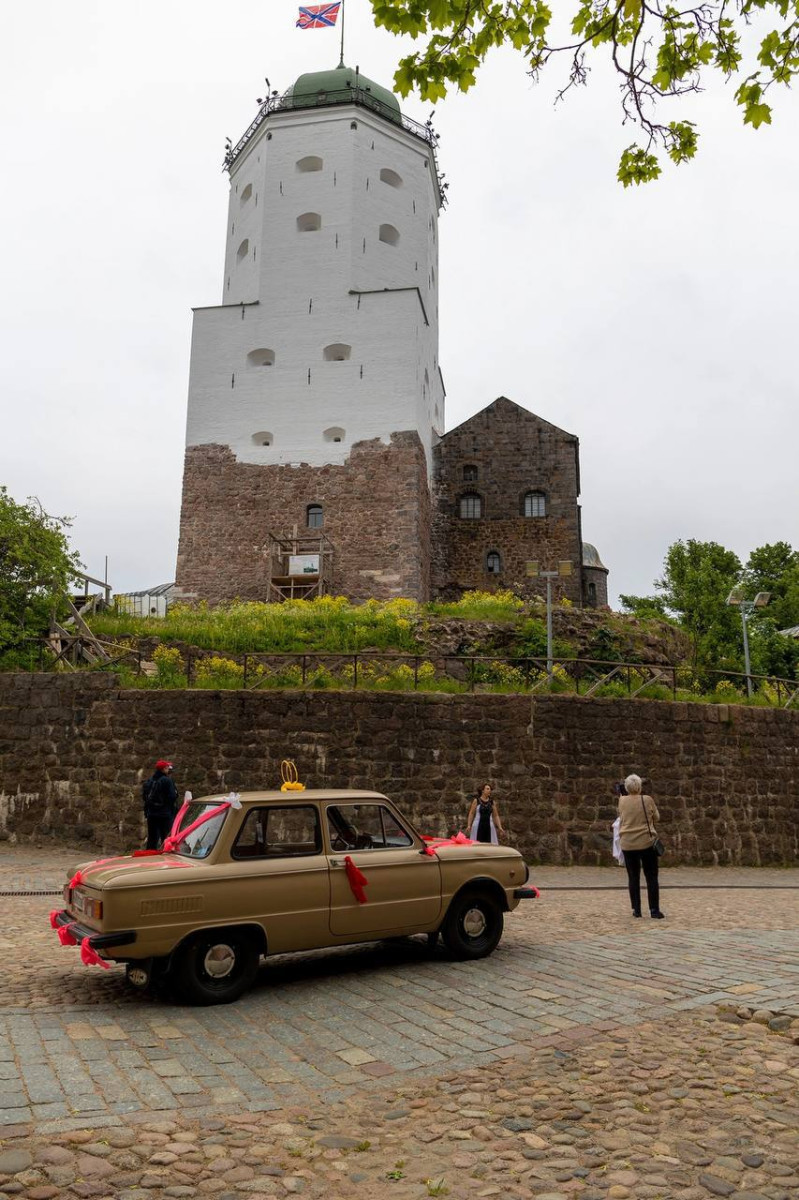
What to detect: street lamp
<box><xmin>726</xmin><ymin>589</ymin><xmax>770</xmax><ymax>698</ymax></box>
<box><xmin>527</xmin><ymin>560</ymin><xmax>572</xmax><ymax>684</ymax></box>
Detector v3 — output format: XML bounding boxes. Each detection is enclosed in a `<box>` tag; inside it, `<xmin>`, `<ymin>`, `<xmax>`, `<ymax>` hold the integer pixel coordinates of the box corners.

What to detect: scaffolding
<box><xmin>266</xmin><ymin>530</ymin><xmax>334</xmax><ymax>602</ymax></box>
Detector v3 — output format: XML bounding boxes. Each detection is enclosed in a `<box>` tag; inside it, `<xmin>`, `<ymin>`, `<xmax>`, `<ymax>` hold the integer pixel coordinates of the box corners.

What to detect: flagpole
<box><xmin>339</xmin><ymin>0</ymin><xmax>345</xmax><ymax>66</ymax></box>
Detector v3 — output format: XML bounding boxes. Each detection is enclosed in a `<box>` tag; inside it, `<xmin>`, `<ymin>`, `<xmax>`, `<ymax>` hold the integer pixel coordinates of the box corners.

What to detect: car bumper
<box><xmin>54</xmin><ymin>909</ymin><xmax>137</xmax><ymax>949</ymax></box>
<box><xmin>513</xmin><ymin>885</ymin><xmax>540</xmax><ymax>899</ymax></box>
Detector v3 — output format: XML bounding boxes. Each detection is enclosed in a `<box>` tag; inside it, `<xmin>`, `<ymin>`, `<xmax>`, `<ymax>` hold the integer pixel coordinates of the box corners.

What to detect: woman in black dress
<box><xmin>466</xmin><ymin>784</ymin><xmax>505</xmax><ymax>844</ymax></box>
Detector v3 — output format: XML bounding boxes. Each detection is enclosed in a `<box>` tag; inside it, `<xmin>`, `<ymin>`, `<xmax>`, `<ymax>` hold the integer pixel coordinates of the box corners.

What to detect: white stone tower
<box><xmin>176</xmin><ymin>65</ymin><xmax>445</xmax><ymax>604</ymax></box>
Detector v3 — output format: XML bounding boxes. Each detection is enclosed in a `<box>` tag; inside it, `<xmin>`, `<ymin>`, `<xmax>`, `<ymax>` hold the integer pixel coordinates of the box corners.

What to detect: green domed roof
<box><xmin>288</xmin><ymin>63</ymin><xmax>401</xmax><ymax>123</ymax></box>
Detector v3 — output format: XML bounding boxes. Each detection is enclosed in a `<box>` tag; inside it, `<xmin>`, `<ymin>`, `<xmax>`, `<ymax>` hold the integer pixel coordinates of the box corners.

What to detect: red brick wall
<box><xmin>431</xmin><ymin>398</ymin><xmax>584</xmax><ymax>602</ymax></box>
<box><xmin>175</xmin><ymin>434</ymin><xmax>431</xmax><ymax>603</ymax></box>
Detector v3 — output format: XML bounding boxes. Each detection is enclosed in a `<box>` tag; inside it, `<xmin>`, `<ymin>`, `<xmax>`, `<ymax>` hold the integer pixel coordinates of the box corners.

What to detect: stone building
<box><xmin>175</xmin><ymin>64</ymin><xmax>608</xmax><ymax>607</ymax></box>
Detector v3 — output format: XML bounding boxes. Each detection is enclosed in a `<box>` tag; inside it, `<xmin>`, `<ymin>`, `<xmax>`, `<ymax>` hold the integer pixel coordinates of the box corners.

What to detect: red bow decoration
<box><xmin>421</xmin><ymin>831</ymin><xmax>477</xmax><ymax>856</ymax></box>
<box><xmin>57</xmin><ymin>922</ymin><xmax>79</xmax><ymax>947</ymax></box>
<box><xmin>69</xmin><ymin>868</ymin><xmax>85</xmax><ymax>889</ymax></box>
<box><xmin>49</xmin><ymin>910</ymin><xmax>60</xmax><ymax>929</ymax></box>
<box><xmin>343</xmin><ymin>855</ymin><xmax>369</xmax><ymax>903</ymax></box>
<box><xmin>80</xmin><ymin>937</ymin><xmax>110</xmax><ymax>969</ymax></box>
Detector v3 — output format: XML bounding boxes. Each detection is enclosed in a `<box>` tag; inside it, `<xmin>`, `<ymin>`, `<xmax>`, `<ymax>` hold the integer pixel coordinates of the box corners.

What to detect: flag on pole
<box><xmin>296</xmin><ymin>3</ymin><xmax>341</xmax><ymax>28</ymax></box>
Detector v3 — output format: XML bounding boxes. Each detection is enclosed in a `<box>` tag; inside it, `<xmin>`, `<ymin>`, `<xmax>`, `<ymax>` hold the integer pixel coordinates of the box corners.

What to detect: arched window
<box><xmin>587</xmin><ymin>582</ymin><xmax>597</xmax><ymax>607</ymax></box>
<box><xmin>323</xmin><ymin>343</ymin><xmax>351</xmax><ymax>361</ymax></box>
<box><xmin>296</xmin><ymin>156</ymin><xmax>323</xmax><ymax>173</ymax></box>
<box><xmin>323</xmin><ymin>426</ymin><xmax>346</xmax><ymax>443</ymax></box>
<box><xmin>486</xmin><ymin>551</ymin><xmax>502</xmax><ymax>575</ymax></box>
<box><xmin>251</xmin><ymin>431</ymin><xmax>274</xmax><ymax>447</ymax></box>
<box><xmin>240</xmin><ymin>183</ymin><xmax>253</xmax><ymax>206</ymax></box>
<box><xmin>236</xmin><ymin>238</ymin><xmax>249</xmax><ymax>262</ymax></box>
<box><xmin>463</xmin><ymin>464</ymin><xmax>478</xmax><ymax>483</ymax></box>
<box><xmin>378</xmin><ymin>223</ymin><xmax>400</xmax><ymax>246</ymax></box>
<box><xmin>307</xmin><ymin>504</ymin><xmax>324</xmax><ymax>529</ymax></box>
<box><xmin>524</xmin><ymin>491</ymin><xmax>547</xmax><ymax>518</ymax></box>
<box><xmin>379</xmin><ymin>168</ymin><xmax>403</xmax><ymax>188</ymax></box>
<box><xmin>297</xmin><ymin>212</ymin><xmax>321</xmax><ymax>232</ymax></box>
<box><xmin>246</xmin><ymin>348</ymin><xmax>275</xmax><ymax>368</ymax></box>
<box><xmin>459</xmin><ymin>493</ymin><xmax>482</xmax><ymax>520</ymax></box>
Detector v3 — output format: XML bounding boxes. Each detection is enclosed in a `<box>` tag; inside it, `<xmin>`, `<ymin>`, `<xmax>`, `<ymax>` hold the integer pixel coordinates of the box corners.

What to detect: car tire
<box><xmin>171</xmin><ymin>930</ymin><xmax>260</xmax><ymax>1005</ymax></box>
<box><xmin>441</xmin><ymin>890</ymin><xmax>504</xmax><ymax>960</ymax></box>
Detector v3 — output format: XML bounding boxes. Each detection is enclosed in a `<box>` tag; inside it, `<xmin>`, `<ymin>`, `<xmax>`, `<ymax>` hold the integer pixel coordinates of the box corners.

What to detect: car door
<box><xmin>325</xmin><ymin>801</ymin><xmax>442</xmax><ymax>936</ymax></box>
<box><xmin>221</xmin><ymin>803</ymin><xmax>330</xmax><ymax>954</ymax></box>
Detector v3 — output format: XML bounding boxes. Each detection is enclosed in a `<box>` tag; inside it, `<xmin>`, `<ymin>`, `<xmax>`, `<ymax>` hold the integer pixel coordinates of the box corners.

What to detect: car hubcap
<box><xmin>463</xmin><ymin>907</ymin><xmax>487</xmax><ymax>938</ymax></box>
<box><xmin>203</xmin><ymin>943</ymin><xmax>236</xmax><ymax>979</ymax></box>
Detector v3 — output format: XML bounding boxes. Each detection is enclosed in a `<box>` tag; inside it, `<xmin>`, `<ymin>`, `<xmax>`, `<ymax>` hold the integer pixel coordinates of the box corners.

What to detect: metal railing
<box><xmin>224</xmin><ymin>87</ymin><xmax>444</xmax><ymax>199</ymax></box>
<box><xmin>16</xmin><ymin>640</ymin><xmax>798</xmax><ymax>708</ymax></box>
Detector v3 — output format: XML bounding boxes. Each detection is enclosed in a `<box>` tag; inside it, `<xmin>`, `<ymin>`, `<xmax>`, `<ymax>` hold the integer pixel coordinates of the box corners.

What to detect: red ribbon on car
<box><xmin>343</xmin><ymin>855</ymin><xmax>369</xmax><ymax>903</ymax></box>
<box><xmin>421</xmin><ymin>831</ymin><xmax>476</xmax><ymax>856</ymax></box>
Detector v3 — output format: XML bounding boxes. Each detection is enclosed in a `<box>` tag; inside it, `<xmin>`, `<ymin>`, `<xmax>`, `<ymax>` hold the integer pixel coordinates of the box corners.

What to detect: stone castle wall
<box><xmin>2</xmin><ymin>675</ymin><xmax>797</xmax><ymax>864</ymax></box>
<box><xmin>432</xmin><ymin>399</ymin><xmax>583</xmax><ymax>603</ymax></box>
<box><xmin>176</xmin><ymin>433</ymin><xmax>431</xmax><ymax>603</ymax></box>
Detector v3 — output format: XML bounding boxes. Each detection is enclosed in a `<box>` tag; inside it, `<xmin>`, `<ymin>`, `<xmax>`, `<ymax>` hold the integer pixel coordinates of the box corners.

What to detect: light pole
<box><xmin>726</xmin><ymin>589</ymin><xmax>770</xmax><ymax>698</ymax></box>
<box><xmin>527</xmin><ymin>561</ymin><xmax>573</xmax><ymax>685</ymax></box>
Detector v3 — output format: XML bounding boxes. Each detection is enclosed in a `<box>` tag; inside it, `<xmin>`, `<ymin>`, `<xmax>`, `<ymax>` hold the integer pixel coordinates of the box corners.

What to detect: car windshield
<box><xmin>175</xmin><ymin>801</ymin><xmax>229</xmax><ymax>859</ymax></box>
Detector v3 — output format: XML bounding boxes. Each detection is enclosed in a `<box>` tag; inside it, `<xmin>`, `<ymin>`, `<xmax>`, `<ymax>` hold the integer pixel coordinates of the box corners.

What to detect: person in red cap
<box><xmin>142</xmin><ymin>759</ymin><xmax>179</xmax><ymax>849</ymax></box>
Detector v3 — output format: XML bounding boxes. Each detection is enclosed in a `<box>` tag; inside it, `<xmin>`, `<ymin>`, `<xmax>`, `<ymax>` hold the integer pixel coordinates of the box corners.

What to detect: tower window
<box><xmin>463</xmin><ymin>464</ymin><xmax>478</xmax><ymax>483</ymax></box>
<box><xmin>523</xmin><ymin>491</ymin><xmax>547</xmax><ymax>518</ymax></box>
<box><xmin>240</xmin><ymin>183</ymin><xmax>253</xmax><ymax>206</ymax></box>
<box><xmin>587</xmin><ymin>582</ymin><xmax>597</xmax><ymax>607</ymax></box>
<box><xmin>246</xmin><ymin>348</ymin><xmax>275</xmax><ymax>368</ymax></box>
<box><xmin>297</xmin><ymin>212</ymin><xmax>322</xmax><ymax>232</ymax></box>
<box><xmin>378</xmin><ymin>223</ymin><xmax>400</xmax><ymax>247</ymax></box>
<box><xmin>486</xmin><ymin>551</ymin><xmax>502</xmax><ymax>575</ymax></box>
<box><xmin>251</xmin><ymin>431</ymin><xmax>274</xmax><ymax>447</ymax></box>
<box><xmin>324</xmin><ymin>426</ymin><xmax>346</xmax><ymax>443</ymax></box>
<box><xmin>307</xmin><ymin>504</ymin><xmax>324</xmax><ymax>529</ymax></box>
<box><xmin>296</xmin><ymin>156</ymin><xmax>323</xmax><ymax>173</ymax></box>
<box><xmin>323</xmin><ymin>344</ymin><xmax>351</xmax><ymax>362</ymax></box>
<box><xmin>379</xmin><ymin>168</ymin><xmax>403</xmax><ymax>188</ymax></box>
<box><xmin>459</xmin><ymin>493</ymin><xmax>482</xmax><ymax>520</ymax></box>
<box><xmin>236</xmin><ymin>238</ymin><xmax>249</xmax><ymax>262</ymax></box>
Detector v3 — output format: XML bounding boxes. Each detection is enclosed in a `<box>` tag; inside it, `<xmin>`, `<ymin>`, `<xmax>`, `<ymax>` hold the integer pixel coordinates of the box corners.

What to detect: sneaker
<box><xmin>650</xmin><ymin>910</ymin><xmax>665</xmax><ymax>919</ymax></box>
<box><xmin>632</xmin><ymin>910</ymin><xmax>642</xmax><ymax>918</ymax></box>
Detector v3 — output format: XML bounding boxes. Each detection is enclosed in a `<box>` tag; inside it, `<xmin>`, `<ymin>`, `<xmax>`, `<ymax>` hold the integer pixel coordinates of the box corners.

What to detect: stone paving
<box><xmin>1</xmin><ymin>847</ymin><xmax>798</xmax><ymax>1199</ymax></box>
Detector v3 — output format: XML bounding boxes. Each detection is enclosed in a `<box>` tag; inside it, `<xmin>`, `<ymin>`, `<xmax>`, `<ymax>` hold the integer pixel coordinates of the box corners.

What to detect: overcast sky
<box><xmin>2</xmin><ymin>2</ymin><xmax>797</xmax><ymax>605</ymax></box>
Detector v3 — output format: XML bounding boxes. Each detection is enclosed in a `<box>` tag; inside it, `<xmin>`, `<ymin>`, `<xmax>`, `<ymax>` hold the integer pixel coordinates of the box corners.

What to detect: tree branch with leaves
<box><xmin>370</xmin><ymin>0</ymin><xmax>799</xmax><ymax>182</ymax></box>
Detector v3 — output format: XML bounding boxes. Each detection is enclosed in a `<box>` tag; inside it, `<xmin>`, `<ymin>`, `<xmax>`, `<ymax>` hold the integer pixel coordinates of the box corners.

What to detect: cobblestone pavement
<box><xmin>1</xmin><ymin>847</ymin><xmax>798</xmax><ymax>1199</ymax></box>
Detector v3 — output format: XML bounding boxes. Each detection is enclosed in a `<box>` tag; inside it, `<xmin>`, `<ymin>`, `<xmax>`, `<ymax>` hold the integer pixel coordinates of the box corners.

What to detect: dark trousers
<box><xmin>146</xmin><ymin>813</ymin><xmax>173</xmax><ymax>850</ymax></box>
<box><xmin>623</xmin><ymin>847</ymin><xmax>660</xmax><ymax>914</ymax></box>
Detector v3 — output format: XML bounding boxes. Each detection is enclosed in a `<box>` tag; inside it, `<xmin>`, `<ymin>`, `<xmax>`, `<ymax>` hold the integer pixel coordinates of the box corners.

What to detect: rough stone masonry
<box><xmin>1</xmin><ymin>674</ymin><xmax>797</xmax><ymax>863</ymax></box>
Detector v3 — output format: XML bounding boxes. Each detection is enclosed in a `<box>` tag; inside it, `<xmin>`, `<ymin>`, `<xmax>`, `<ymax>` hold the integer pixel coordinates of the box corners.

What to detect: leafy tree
<box><xmin>743</xmin><ymin>541</ymin><xmax>799</xmax><ymax>630</ymax></box>
<box><xmin>653</xmin><ymin>539</ymin><xmax>742</xmax><ymax>671</ymax></box>
<box><xmin>742</xmin><ymin>542</ymin><xmax>799</xmax><ymax>679</ymax></box>
<box><xmin>618</xmin><ymin>593</ymin><xmax>672</xmax><ymax>621</ymax></box>
<box><xmin>371</xmin><ymin>0</ymin><xmax>799</xmax><ymax>183</ymax></box>
<box><xmin>0</xmin><ymin>487</ymin><xmax>81</xmax><ymax>661</ymax></box>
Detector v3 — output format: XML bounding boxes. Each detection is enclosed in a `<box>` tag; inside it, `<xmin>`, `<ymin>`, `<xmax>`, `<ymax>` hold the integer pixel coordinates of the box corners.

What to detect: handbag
<box><xmin>641</xmin><ymin>796</ymin><xmax>665</xmax><ymax>857</ymax></box>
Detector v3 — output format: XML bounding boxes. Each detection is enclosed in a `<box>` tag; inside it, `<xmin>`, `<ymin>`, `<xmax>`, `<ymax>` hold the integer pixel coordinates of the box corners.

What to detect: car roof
<box><xmin>195</xmin><ymin>790</ymin><xmax>390</xmax><ymax>805</ymax></box>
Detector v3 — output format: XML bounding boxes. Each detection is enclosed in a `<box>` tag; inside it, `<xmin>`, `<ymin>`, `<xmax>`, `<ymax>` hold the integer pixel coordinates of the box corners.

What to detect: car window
<box><xmin>175</xmin><ymin>802</ymin><xmax>229</xmax><ymax>859</ymax></box>
<box><xmin>327</xmin><ymin>804</ymin><xmax>414</xmax><ymax>851</ymax></box>
<box><xmin>232</xmin><ymin>806</ymin><xmax>322</xmax><ymax>859</ymax></box>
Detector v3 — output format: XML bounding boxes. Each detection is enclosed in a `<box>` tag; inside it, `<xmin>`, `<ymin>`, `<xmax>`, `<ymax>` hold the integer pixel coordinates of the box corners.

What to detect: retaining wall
<box><xmin>1</xmin><ymin>674</ymin><xmax>797</xmax><ymax>864</ymax></box>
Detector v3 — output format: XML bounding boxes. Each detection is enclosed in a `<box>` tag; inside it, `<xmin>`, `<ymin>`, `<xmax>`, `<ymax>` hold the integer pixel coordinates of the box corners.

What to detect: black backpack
<box><xmin>142</xmin><ymin>776</ymin><xmax>158</xmax><ymax>809</ymax></box>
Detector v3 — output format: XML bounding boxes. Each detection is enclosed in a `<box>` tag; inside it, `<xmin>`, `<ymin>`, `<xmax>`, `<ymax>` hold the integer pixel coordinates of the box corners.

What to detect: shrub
<box><xmin>427</xmin><ymin>589</ymin><xmax>524</xmax><ymax>620</ymax></box>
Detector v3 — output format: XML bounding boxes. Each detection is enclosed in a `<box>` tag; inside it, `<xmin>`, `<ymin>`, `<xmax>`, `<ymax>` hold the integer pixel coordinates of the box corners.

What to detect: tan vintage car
<box><xmin>53</xmin><ymin>790</ymin><xmax>538</xmax><ymax>1005</ymax></box>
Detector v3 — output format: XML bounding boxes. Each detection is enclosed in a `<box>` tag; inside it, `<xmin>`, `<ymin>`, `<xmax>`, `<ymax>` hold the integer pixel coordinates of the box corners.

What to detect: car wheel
<box><xmin>442</xmin><ymin>891</ymin><xmax>504</xmax><ymax>960</ymax></box>
<box><xmin>172</xmin><ymin>930</ymin><xmax>260</xmax><ymax>1005</ymax></box>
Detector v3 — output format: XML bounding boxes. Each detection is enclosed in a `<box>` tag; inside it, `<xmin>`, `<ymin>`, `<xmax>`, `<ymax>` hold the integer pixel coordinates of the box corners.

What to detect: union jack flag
<box><xmin>296</xmin><ymin>3</ymin><xmax>341</xmax><ymax>28</ymax></box>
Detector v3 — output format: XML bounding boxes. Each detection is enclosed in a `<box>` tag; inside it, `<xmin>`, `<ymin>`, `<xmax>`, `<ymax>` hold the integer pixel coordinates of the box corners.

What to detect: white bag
<box><xmin>612</xmin><ymin>816</ymin><xmax>625</xmax><ymax>866</ymax></box>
